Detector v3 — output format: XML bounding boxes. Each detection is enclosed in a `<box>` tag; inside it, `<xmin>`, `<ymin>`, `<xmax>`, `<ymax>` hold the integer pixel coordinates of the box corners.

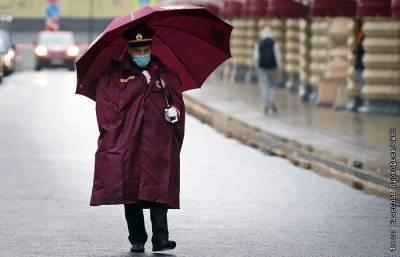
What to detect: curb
<box><xmin>183</xmin><ymin>94</ymin><xmax>398</xmax><ymax>204</ymax></box>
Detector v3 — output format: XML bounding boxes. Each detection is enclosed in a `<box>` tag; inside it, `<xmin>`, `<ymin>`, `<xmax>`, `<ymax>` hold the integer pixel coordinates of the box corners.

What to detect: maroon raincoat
<box><xmin>90</xmin><ymin>53</ymin><xmax>185</xmax><ymax>209</ymax></box>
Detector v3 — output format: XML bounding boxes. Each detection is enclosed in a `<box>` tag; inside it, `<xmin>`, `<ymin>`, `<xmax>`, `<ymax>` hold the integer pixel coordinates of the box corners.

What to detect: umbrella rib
<box><xmin>153</xmin><ymin>32</ymin><xmax>200</xmax><ymax>87</ymax></box>
<box><xmin>150</xmin><ymin>23</ymin><xmax>229</xmax><ymax>56</ymax></box>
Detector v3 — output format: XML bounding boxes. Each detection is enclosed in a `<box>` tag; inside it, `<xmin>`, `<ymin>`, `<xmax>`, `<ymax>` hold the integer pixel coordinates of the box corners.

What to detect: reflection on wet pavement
<box><xmin>186</xmin><ymin>77</ymin><xmax>400</xmax><ymax>177</ymax></box>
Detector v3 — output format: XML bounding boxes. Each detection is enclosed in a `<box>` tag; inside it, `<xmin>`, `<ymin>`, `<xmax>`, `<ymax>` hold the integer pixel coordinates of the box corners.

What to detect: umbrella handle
<box><xmin>156</xmin><ymin>70</ymin><xmax>171</xmax><ymax>107</ymax></box>
<box><xmin>164</xmin><ymin>93</ymin><xmax>170</xmax><ymax>107</ymax></box>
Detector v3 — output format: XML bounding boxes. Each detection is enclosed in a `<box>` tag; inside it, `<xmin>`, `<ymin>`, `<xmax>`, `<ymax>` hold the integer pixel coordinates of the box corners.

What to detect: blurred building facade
<box><xmin>0</xmin><ymin>0</ymin><xmax>159</xmax><ymax>18</ymax></box>
<box><xmin>0</xmin><ymin>0</ymin><xmax>159</xmax><ymax>31</ymax></box>
<box><xmin>171</xmin><ymin>0</ymin><xmax>400</xmax><ymax>115</ymax></box>
<box><xmin>1</xmin><ymin>0</ymin><xmax>399</xmax><ymax>114</ymax></box>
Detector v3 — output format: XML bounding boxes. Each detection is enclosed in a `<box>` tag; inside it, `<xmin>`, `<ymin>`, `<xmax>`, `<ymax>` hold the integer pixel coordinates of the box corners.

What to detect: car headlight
<box><xmin>35</xmin><ymin>45</ymin><xmax>48</xmax><ymax>56</ymax></box>
<box><xmin>66</xmin><ymin>46</ymin><xmax>79</xmax><ymax>57</ymax></box>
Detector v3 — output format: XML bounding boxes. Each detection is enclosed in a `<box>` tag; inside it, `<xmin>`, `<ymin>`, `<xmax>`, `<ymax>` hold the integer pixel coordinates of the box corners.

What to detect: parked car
<box><xmin>33</xmin><ymin>30</ymin><xmax>79</xmax><ymax>71</ymax></box>
<box><xmin>0</xmin><ymin>30</ymin><xmax>16</xmax><ymax>76</ymax></box>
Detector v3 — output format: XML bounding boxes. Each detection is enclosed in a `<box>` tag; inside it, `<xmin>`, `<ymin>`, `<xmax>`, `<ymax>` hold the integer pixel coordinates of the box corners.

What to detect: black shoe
<box><xmin>130</xmin><ymin>242</ymin><xmax>145</xmax><ymax>253</ymax></box>
<box><xmin>152</xmin><ymin>239</ymin><xmax>176</xmax><ymax>252</ymax></box>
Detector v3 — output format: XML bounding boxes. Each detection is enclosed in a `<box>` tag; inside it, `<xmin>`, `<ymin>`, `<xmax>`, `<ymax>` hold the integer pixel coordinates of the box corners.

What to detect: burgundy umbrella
<box><xmin>75</xmin><ymin>5</ymin><xmax>233</xmax><ymax>101</ymax></box>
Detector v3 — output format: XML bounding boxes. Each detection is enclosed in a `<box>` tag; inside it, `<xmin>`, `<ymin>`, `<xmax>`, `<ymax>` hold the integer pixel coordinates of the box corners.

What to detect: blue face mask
<box><xmin>131</xmin><ymin>54</ymin><xmax>151</xmax><ymax>68</ymax></box>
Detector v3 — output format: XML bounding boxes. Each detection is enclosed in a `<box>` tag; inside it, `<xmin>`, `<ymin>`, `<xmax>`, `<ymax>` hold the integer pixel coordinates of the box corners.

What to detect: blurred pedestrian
<box><xmin>253</xmin><ymin>26</ymin><xmax>283</xmax><ymax>114</ymax></box>
<box><xmin>92</xmin><ymin>23</ymin><xmax>185</xmax><ymax>253</ymax></box>
<box><xmin>348</xmin><ymin>26</ymin><xmax>365</xmax><ymax>112</ymax></box>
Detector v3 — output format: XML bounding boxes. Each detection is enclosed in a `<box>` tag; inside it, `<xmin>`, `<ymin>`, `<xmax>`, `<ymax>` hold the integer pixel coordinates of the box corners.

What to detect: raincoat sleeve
<box><xmin>95</xmin><ymin>67</ymin><xmax>120</xmax><ymax>141</ymax></box>
<box><xmin>167</xmin><ymin>72</ymin><xmax>185</xmax><ymax>151</ymax></box>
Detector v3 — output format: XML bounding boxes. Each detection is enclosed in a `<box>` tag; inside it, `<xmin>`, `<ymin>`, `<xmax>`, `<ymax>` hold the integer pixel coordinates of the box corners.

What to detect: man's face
<box><xmin>128</xmin><ymin>44</ymin><xmax>152</xmax><ymax>57</ymax></box>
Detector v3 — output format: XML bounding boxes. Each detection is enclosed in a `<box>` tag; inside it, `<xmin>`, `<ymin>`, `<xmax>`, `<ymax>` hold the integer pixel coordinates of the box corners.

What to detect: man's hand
<box><xmin>164</xmin><ymin>106</ymin><xmax>179</xmax><ymax>123</ymax></box>
<box><xmin>167</xmin><ymin>106</ymin><xmax>178</xmax><ymax>117</ymax></box>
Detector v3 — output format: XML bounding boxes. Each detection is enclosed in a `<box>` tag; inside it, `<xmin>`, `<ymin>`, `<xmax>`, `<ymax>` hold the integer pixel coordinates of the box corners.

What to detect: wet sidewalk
<box><xmin>183</xmin><ymin>75</ymin><xmax>400</xmax><ymax>196</ymax></box>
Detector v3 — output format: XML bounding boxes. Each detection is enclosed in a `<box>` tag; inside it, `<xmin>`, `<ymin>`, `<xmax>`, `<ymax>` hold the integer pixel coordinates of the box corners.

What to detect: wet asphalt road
<box><xmin>0</xmin><ymin>70</ymin><xmax>397</xmax><ymax>257</ymax></box>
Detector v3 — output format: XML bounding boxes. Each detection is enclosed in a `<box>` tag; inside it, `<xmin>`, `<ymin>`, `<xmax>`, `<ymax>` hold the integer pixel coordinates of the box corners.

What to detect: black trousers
<box><xmin>124</xmin><ymin>202</ymin><xmax>169</xmax><ymax>245</ymax></box>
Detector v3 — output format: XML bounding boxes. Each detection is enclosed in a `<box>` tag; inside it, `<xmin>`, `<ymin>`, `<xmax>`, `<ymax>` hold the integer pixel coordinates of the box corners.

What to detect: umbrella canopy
<box><xmin>75</xmin><ymin>5</ymin><xmax>233</xmax><ymax>101</ymax></box>
<box><xmin>195</xmin><ymin>2</ymin><xmax>221</xmax><ymax>17</ymax></box>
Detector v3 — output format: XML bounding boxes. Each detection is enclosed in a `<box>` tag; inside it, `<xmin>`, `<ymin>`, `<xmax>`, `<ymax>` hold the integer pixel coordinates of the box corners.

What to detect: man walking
<box><xmin>91</xmin><ymin>23</ymin><xmax>185</xmax><ymax>253</ymax></box>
